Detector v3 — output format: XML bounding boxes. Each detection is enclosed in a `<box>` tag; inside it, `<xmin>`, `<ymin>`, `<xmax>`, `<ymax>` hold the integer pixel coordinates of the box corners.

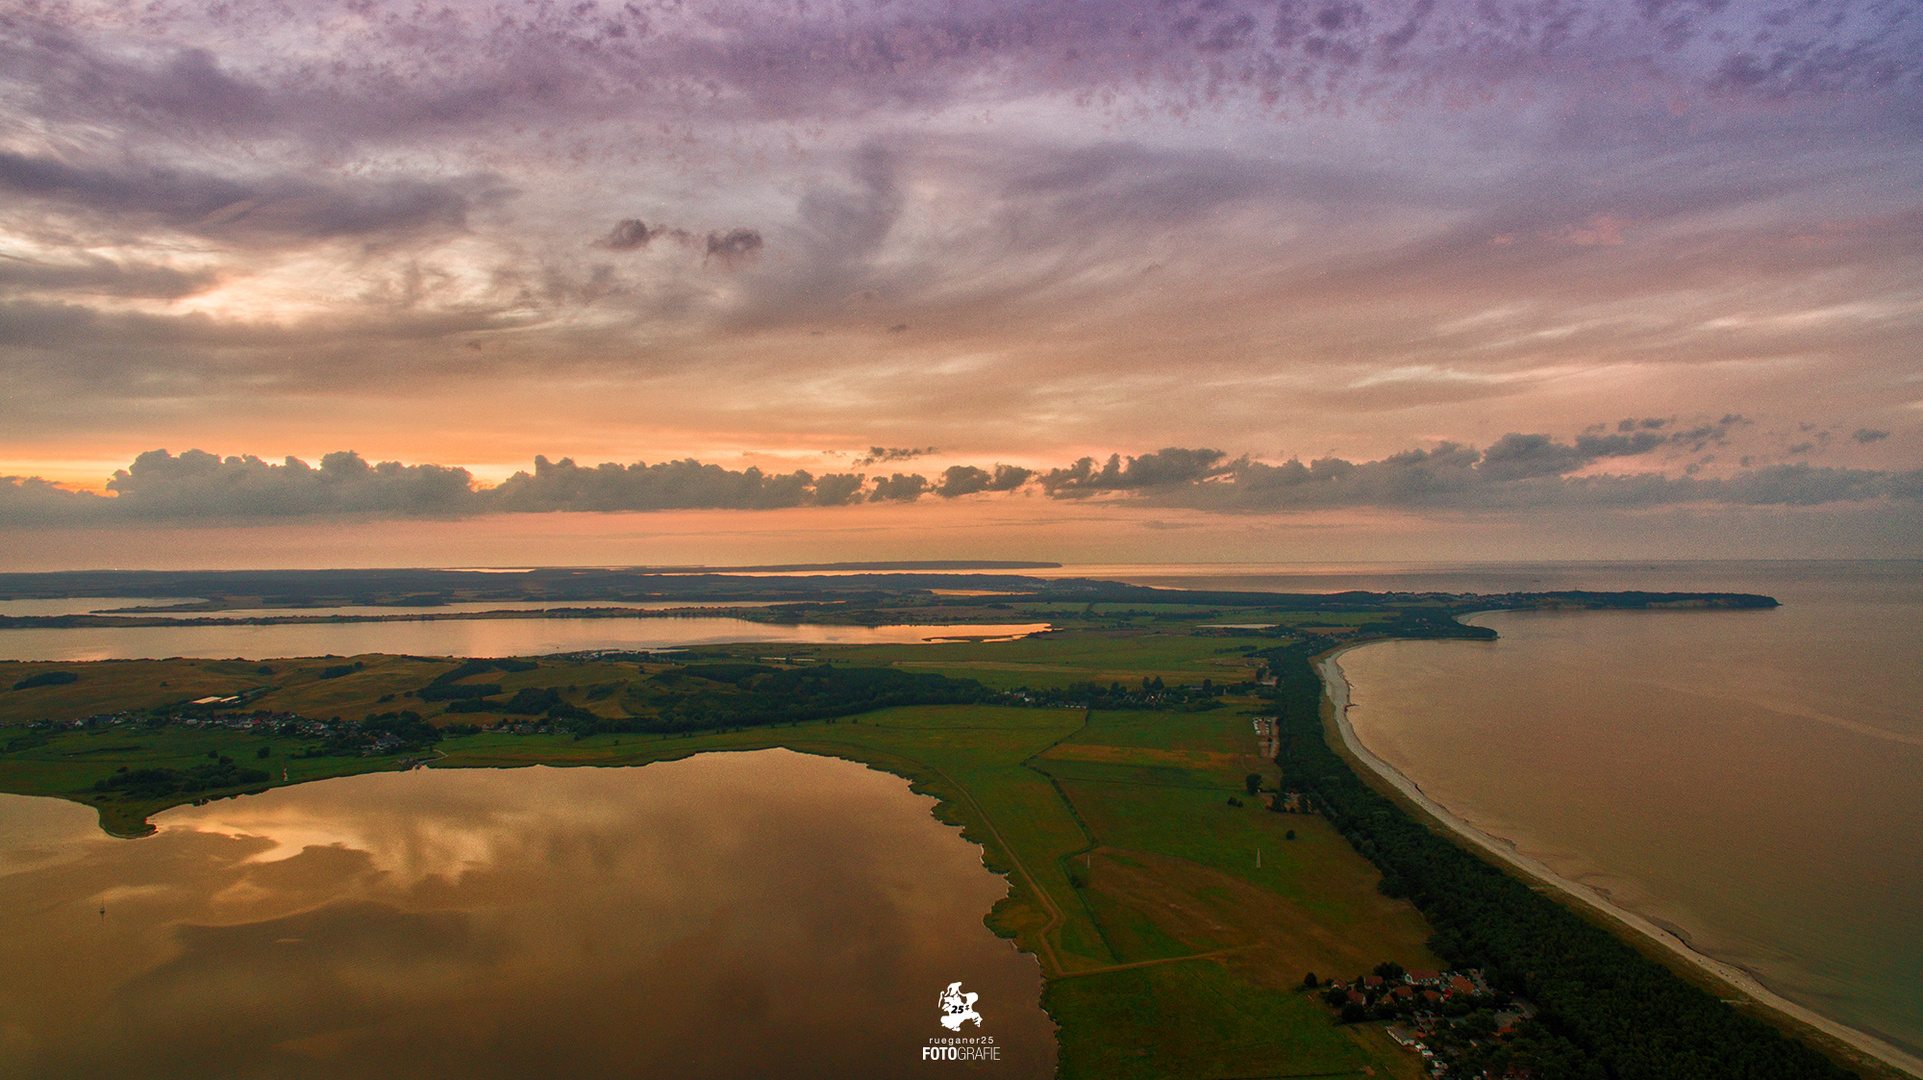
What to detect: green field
<box><xmin>0</xmin><ymin>629</ymin><xmax>1442</xmax><ymax>1079</ymax></box>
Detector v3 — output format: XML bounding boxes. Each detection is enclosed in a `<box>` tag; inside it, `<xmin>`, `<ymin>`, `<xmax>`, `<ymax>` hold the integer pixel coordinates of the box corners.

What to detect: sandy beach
<box><xmin>1316</xmin><ymin>647</ymin><xmax>1923</xmax><ymax>1080</ymax></box>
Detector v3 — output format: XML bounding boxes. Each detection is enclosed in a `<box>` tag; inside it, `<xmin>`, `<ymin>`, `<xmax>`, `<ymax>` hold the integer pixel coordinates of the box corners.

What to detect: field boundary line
<box><xmin>1045</xmin><ymin>945</ymin><xmax>1254</xmax><ymax>979</ymax></box>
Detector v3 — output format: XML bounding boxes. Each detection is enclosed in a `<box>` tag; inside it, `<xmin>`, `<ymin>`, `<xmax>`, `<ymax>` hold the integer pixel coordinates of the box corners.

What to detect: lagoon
<box><xmin>0</xmin><ymin>617</ymin><xmax>1052</xmax><ymax>662</ymax></box>
<box><xmin>0</xmin><ymin>749</ymin><xmax>1054</xmax><ymax>1079</ymax></box>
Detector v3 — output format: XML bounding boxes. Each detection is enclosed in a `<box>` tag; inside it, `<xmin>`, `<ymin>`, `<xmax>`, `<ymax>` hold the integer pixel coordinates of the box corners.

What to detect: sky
<box><xmin>2</xmin><ymin>0</ymin><xmax>1920</xmax><ymax>568</ymax></box>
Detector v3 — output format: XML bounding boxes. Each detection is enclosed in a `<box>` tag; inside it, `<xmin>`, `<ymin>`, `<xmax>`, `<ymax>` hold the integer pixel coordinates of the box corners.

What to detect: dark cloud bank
<box><xmin>4</xmin><ymin>436</ymin><xmax>1918</xmax><ymax>526</ymax></box>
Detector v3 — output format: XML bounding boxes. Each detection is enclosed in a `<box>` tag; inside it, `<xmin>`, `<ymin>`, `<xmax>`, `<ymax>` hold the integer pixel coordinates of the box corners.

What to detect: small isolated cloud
<box><xmin>598</xmin><ymin>220</ymin><xmax>762</xmax><ymax>267</ymax></box>
<box><xmin>1853</xmin><ymin>428</ymin><xmax>1891</xmax><ymax>444</ymax></box>
<box><xmin>934</xmin><ymin>464</ymin><xmax>1034</xmax><ymax>498</ymax></box>
<box><xmin>1574</xmin><ymin>431</ymin><xmax>1667</xmax><ymax>459</ymax></box>
<box><xmin>1041</xmin><ymin>448</ymin><xmax>1234</xmax><ymax>496</ymax></box>
<box><xmin>986</xmin><ymin>464</ymin><xmax>1034</xmax><ymax>492</ymax></box>
<box><xmin>1669</xmin><ymin>416</ymin><xmax>1748</xmax><ymax>453</ymax></box>
<box><xmin>867</xmin><ymin>473</ymin><xmax>930</xmax><ymax>502</ymax></box>
<box><xmin>597</xmin><ymin>219</ymin><xmax>661</xmax><ymax>251</ymax></box>
<box><xmin>935</xmin><ymin>466</ymin><xmax>992</xmax><ymax>498</ymax></box>
<box><xmin>854</xmin><ymin>446</ymin><xmax>937</xmax><ymax>467</ymax></box>
<box><xmin>704</xmin><ymin>228</ymin><xmax>764</xmax><ymax>268</ymax></box>
<box><xmin>1555</xmin><ymin>215</ymin><xmax>1628</xmax><ymax>246</ymax></box>
<box><xmin>809</xmin><ymin>473</ymin><xmax>867</xmax><ymax>507</ymax></box>
<box><xmin>1477</xmin><ymin>433</ymin><xmax>1590</xmax><ymax>481</ymax></box>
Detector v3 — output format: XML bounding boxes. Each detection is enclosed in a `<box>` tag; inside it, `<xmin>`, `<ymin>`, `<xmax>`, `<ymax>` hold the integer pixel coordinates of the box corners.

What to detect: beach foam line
<box><xmin>1316</xmin><ymin>646</ymin><xmax>1923</xmax><ymax>1080</ymax></box>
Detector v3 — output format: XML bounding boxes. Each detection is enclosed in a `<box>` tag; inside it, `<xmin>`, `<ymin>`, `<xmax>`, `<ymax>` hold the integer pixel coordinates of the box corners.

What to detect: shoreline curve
<box><xmin>1316</xmin><ymin>645</ymin><xmax>1923</xmax><ymax>1080</ymax></box>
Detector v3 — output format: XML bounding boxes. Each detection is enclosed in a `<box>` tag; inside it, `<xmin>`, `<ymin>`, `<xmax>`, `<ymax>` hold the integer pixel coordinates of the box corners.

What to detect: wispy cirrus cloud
<box><xmin>0</xmin><ymin>0</ymin><xmax>1917</xmax><ymax>555</ymax></box>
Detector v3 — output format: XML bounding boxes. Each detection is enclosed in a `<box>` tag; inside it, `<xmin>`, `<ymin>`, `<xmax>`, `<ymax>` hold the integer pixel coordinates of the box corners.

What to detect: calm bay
<box><xmin>0</xmin><ymin>750</ymin><xmax>1055</xmax><ymax>1079</ymax></box>
<box><xmin>0</xmin><ymin>616</ymin><xmax>1051</xmax><ymax>662</ymax></box>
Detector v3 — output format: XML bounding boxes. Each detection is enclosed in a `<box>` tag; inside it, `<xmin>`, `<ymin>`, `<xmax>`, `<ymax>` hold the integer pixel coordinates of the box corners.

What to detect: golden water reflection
<box><xmin>0</xmin><ymin>751</ymin><xmax>1053</xmax><ymax>1079</ymax></box>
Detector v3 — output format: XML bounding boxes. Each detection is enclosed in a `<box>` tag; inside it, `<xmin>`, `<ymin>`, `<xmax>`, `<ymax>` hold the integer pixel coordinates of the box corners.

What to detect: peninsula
<box><xmin>2</xmin><ymin>572</ymin><xmax>1880</xmax><ymax>1080</ymax></box>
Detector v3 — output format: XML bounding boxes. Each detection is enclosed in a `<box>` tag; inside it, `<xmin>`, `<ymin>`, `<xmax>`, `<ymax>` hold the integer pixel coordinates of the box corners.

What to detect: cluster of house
<box><xmin>1330</xmin><ymin>967</ymin><xmax>1489</xmax><ymax>1009</ymax></box>
<box><xmin>1252</xmin><ymin>716</ymin><xmax>1278</xmax><ymax>758</ymax></box>
<box><xmin>49</xmin><ymin>713</ymin><xmax>142</xmax><ymax>729</ymax></box>
<box><xmin>487</xmin><ymin>721</ymin><xmax>555</xmax><ymax>736</ymax></box>
<box><xmin>1322</xmin><ymin>968</ymin><xmax>1538</xmax><ymax>1075</ymax></box>
<box><xmin>1268</xmin><ymin>790</ymin><xmax>1316</xmax><ymax>813</ymax></box>
<box><xmin>55</xmin><ymin>710</ymin><xmax>330</xmax><ymax>736</ymax></box>
<box><xmin>543</xmin><ymin>649</ymin><xmax>658</xmax><ymax>662</ymax></box>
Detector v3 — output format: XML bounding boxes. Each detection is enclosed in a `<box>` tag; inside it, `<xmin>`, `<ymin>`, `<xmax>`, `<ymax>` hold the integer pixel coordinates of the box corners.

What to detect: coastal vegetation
<box><xmin>0</xmin><ymin>573</ymin><xmax>1870</xmax><ymax>1080</ymax></box>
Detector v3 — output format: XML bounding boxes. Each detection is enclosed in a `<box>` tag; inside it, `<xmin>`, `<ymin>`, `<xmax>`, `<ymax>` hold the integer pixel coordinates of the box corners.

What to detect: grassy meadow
<box><xmin>0</xmin><ymin>620</ymin><xmax>1442</xmax><ymax>1078</ymax></box>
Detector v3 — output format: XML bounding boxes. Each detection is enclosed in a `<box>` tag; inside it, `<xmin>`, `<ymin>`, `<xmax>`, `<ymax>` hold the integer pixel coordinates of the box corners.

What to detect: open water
<box><xmin>0</xmin><ymin>616</ymin><xmax>1052</xmax><ymax>661</ymax></box>
<box><xmin>0</xmin><ymin>750</ymin><xmax>1054</xmax><ymax>1079</ymax></box>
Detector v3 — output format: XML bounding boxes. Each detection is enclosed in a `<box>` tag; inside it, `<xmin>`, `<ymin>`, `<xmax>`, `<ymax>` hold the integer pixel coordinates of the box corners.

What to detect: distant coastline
<box><xmin>1316</xmin><ymin>646</ymin><xmax>1923</xmax><ymax>1080</ymax></box>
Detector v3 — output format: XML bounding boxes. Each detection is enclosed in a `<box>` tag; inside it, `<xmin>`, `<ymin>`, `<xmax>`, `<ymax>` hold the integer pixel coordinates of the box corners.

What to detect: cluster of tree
<box><xmin>414</xmin><ymin>659</ymin><xmax>606</xmax><ymax>722</ymax></box>
<box><xmin>298</xmin><ymin>710</ymin><xmax>443</xmax><ymax>755</ymax></box>
<box><xmin>426</xmin><ymin>658</ymin><xmax>539</xmax><ymax>684</ymax></box>
<box><xmin>414</xmin><ymin>659</ymin><xmax>538</xmax><ymax>705</ymax></box>
<box><xmin>92</xmin><ymin>755</ymin><xmax>269</xmax><ymax>799</ymax></box>
<box><xmin>1447</xmin><ymin>1019</ymin><xmax>1614</xmax><ymax>1080</ymax></box>
<box><xmin>11</xmin><ymin>670</ymin><xmax>78</xmax><ymax>690</ymax></box>
<box><xmin>418</xmin><ymin>682</ymin><xmax>501</xmax><ymax>701</ymax></box>
<box><xmin>1259</xmin><ymin>637</ymin><xmax>1856</xmax><ymax>1080</ymax></box>
<box><xmin>397</xmin><ymin>662</ymin><xmax>991</xmax><ymax>738</ymax></box>
<box><xmin>1003</xmin><ymin>676</ymin><xmax>1236</xmax><ymax>710</ymax></box>
<box><xmin>446</xmin><ymin>686</ymin><xmax>597</xmax><ymax>721</ymax></box>
<box><xmin>646</xmin><ymin>663</ymin><xmax>989</xmax><ymax>732</ymax></box>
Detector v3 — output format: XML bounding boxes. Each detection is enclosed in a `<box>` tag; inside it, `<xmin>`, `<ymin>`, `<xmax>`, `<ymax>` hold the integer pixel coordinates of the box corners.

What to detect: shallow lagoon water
<box><xmin>0</xmin><ymin>751</ymin><xmax>1054</xmax><ymax>1079</ymax></box>
<box><xmin>0</xmin><ymin>618</ymin><xmax>1052</xmax><ymax>661</ymax></box>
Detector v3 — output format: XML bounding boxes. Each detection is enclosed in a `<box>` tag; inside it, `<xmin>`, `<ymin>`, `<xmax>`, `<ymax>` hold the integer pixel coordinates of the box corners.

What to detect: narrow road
<box><xmin>1048</xmin><ymin>945</ymin><xmax>1252</xmax><ymax>980</ymax></box>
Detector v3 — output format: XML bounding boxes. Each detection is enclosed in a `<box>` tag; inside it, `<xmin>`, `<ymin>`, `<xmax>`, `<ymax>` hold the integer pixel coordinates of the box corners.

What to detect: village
<box><xmin>1313</xmin><ymin>964</ymin><xmax>1541</xmax><ymax>1076</ymax></box>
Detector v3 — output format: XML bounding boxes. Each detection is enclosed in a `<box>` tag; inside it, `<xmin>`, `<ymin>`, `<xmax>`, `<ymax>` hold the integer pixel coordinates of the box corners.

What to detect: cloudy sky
<box><xmin>2</xmin><ymin>0</ymin><xmax>1919</xmax><ymax>567</ymax></box>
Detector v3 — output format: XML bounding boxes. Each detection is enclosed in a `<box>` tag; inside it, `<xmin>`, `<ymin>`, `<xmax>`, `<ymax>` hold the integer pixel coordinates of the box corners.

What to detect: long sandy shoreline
<box><xmin>1316</xmin><ymin>646</ymin><xmax>1923</xmax><ymax>1080</ymax></box>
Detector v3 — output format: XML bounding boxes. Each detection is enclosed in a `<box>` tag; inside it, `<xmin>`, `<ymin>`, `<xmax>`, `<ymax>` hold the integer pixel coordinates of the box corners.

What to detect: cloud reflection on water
<box><xmin>0</xmin><ymin>751</ymin><xmax>1053</xmax><ymax>1079</ymax></box>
